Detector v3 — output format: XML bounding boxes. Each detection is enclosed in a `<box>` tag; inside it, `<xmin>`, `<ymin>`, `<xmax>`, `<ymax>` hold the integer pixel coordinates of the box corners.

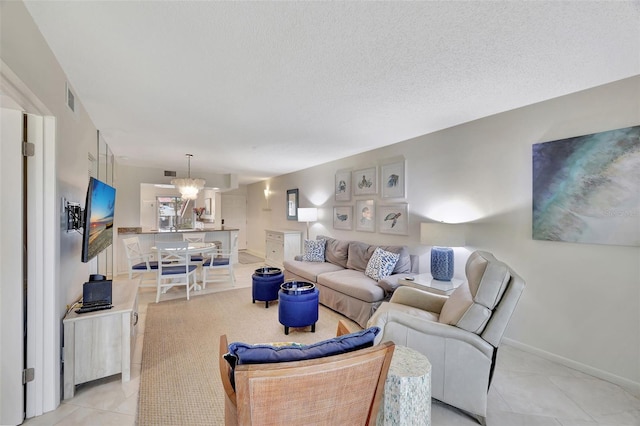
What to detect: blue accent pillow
<box><xmin>224</xmin><ymin>327</ymin><xmax>380</xmax><ymax>389</ymax></box>
<box><xmin>302</xmin><ymin>239</ymin><xmax>326</xmax><ymax>262</ymax></box>
<box><xmin>365</xmin><ymin>247</ymin><xmax>400</xmax><ymax>281</ymax></box>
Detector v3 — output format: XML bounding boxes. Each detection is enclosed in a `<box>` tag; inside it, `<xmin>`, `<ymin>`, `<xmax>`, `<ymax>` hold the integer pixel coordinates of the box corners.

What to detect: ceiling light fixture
<box><xmin>171</xmin><ymin>154</ymin><xmax>205</xmax><ymax>200</ymax></box>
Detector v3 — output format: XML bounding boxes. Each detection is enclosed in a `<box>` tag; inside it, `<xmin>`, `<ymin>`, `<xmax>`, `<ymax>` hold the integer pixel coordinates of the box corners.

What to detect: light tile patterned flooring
<box><xmin>24</xmin><ymin>260</ymin><xmax>640</xmax><ymax>426</ymax></box>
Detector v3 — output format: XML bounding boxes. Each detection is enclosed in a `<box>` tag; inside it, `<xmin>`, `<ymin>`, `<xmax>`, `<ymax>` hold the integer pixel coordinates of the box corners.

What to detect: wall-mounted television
<box><xmin>81</xmin><ymin>177</ymin><xmax>116</xmax><ymax>263</ymax></box>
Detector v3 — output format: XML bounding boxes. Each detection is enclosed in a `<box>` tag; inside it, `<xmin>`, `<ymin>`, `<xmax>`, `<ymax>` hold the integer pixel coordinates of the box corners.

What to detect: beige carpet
<box><xmin>137</xmin><ymin>287</ymin><xmax>357</xmax><ymax>425</ymax></box>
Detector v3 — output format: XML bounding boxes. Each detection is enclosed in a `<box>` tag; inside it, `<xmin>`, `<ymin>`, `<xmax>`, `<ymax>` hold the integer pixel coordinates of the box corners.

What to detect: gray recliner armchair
<box><xmin>367</xmin><ymin>250</ymin><xmax>525</xmax><ymax>425</ymax></box>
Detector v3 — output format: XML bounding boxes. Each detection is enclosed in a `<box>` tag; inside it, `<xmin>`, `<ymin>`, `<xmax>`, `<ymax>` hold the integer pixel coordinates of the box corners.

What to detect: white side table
<box><xmin>399</xmin><ymin>273</ymin><xmax>464</xmax><ymax>296</ymax></box>
<box><xmin>377</xmin><ymin>345</ymin><xmax>432</xmax><ymax>426</ymax></box>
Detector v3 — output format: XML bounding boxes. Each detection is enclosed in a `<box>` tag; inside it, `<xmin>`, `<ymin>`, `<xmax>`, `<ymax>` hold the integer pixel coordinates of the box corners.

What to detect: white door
<box><xmin>221</xmin><ymin>194</ymin><xmax>247</xmax><ymax>250</ymax></box>
<box><xmin>1</xmin><ymin>108</ymin><xmax>25</xmax><ymax>425</ymax></box>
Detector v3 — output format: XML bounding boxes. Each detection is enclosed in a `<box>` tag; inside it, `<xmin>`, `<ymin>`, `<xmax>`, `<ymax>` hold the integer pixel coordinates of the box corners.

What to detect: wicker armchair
<box><xmin>219</xmin><ymin>320</ymin><xmax>395</xmax><ymax>425</ymax></box>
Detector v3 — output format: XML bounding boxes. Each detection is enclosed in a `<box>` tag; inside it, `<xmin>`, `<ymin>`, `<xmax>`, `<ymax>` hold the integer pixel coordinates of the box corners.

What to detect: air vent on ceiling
<box><xmin>65</xmin><ymin>82</ymin><xmax>75</xmax><ymax>113</ymax></box>
<box><xmin>164</xmin><ymin>170</ymin><xmax>177</xmax><ymax>177</ymax></box>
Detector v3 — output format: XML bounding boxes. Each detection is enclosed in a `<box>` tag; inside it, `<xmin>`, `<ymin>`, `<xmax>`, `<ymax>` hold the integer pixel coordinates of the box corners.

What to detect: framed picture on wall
<box><xmin>335</xmin><ymin>170</ymin><xmax>351</xmax><ymax>201</ymax></box>
<box><xmin>355</xmin><ymin>199</ymin><xmax>375</xmax><ymax>232</ymax></box>
<box><xmin>378</xmin><ymin>203</ymin><xmax>409</xmax><ymax>235</ymax></box>
<box><xmin>353</xmin><ymin>166</ymin><xmax>377</xmax><ymax>196</ymax></box>
<box><xmin>381</xmin><ymin>159</ymin><xmax>406</xmax><ymax>199</ymax></box>
<box><xmin>333</xmin><ymin>206</ymin><xmax>353</xmax><ymax>230</ymax></box>
<box><xmin>286</xmin><ymin>188</ymin><xmax>298</xmax><ymax>220</ymax></box>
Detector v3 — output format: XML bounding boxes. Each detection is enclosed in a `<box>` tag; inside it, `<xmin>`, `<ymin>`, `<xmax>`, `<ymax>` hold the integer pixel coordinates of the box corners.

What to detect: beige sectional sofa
<box><xmin>283</xmin><ymin>235</ymin><xmax>419</xmax><ymax>327</ymax></box>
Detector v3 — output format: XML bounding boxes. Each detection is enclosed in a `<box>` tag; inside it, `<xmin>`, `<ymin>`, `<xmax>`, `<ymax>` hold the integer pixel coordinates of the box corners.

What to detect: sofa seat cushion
<box><xmin>224</xmin><ymin>327</ymin><xmax>380</xmax><ymax>389</ymax></box>
<box><xmin>283</xmin><ymin>259</ymin><xmax>344</xmax><ymax>282</ymax></box>
<box><xmin>375</xmin><ymin>300</ymin><xmax>441</xmax><ymax>324</ymax></box>
<box><xmin>317</xmin><ymin>269</ymin><xmax>385</xmax><ymax>303</ymax></box>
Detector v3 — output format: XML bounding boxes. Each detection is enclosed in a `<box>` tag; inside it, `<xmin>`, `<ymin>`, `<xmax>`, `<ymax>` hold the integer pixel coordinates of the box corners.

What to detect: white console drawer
<box><xmin>264</xmin><ymin>230</ymin><xmax>301</xmax><ymax>268</ymax></box>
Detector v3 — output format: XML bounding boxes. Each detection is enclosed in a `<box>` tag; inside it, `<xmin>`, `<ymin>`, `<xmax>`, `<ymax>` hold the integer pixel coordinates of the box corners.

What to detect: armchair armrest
<box><xmin>219</xmin><ymin>335</ymin><xmax>236</xmax><ymax>406</ymax></box>
<box><xmin>390</xmin><ymin>286</ymin><xmax>448</xmax><ymax>314</ymax></box>
<box><xmin>370</xmin><ymin>306</ymin><xmax>494</xmax><ymax>358</ymax></box>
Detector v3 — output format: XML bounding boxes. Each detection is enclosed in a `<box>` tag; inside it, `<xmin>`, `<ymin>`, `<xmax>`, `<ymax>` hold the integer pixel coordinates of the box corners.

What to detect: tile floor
<box><xmin>23</xmin><ymin>260</ymin><xmax>640</xmax><ymax>426</ymax></box>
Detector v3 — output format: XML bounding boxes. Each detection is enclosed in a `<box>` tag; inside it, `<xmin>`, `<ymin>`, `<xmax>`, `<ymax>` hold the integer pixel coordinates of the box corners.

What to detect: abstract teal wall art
<box><xmin>532</xmin><ymin>125</ymin><xmax>640</xmax><ymax>247</ymax></box>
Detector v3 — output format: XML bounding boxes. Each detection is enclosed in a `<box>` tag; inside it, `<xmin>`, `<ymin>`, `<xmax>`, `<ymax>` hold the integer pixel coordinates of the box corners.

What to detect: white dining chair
<box><xmin>202</xmin><ymin>233</ymin><xmax>237</xmax><ymax>288</ymax></box>
<box><xmin>155</xmin><ymin>241</ymin><xmax>198</xmax><ymax>303</ymax></box>
<box><xmin>122</xmin><ymin>236</ymin><xmax>158</xmax><ymax>287</ymax></box>
<box><xmin>182</xmin><ymin>232</ymin><xmax>207</xmax><ymax>262</ymax></box>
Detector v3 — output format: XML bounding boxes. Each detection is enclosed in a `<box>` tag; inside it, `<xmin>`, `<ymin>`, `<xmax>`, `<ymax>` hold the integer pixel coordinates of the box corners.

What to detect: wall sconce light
<box><xmin>263</xmin><ymin>187</ymin><xmax>271</xmax><ymax>211</ymax></box>
<box><xmin>420</xmin><ymin>222</ymin><xmax>466</xmax><ymax>281</ymax></box>
<box><xmin>297</xmin><ymin>207</ymin><xmax>318</xmax><ymax>240</ymax></box>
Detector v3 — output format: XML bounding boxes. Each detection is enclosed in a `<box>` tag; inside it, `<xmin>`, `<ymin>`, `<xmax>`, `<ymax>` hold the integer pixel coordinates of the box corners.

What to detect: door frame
<box><xmin>1</xmin><ymin>60</ymin><xmax>59</xmax><ymax>419</ymax></box>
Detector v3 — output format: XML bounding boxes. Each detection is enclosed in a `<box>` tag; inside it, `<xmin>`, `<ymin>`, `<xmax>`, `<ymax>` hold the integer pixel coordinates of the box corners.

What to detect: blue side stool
<box><xmin>252</xmin><ymin>267</ymin><xmax>284</xmax><ymax>308</ymax></box>
<box><xmin>278</xmin><ymin>281</ymin><xmax>319</xmax><ymax>335</ymax></box>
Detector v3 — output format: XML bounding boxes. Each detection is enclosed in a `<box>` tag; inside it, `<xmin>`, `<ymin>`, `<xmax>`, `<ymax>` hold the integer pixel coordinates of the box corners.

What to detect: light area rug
<box><xmin>137</xmin><ymin>286</ymin><xmax>358</xmax><ymax>425</ymax></box>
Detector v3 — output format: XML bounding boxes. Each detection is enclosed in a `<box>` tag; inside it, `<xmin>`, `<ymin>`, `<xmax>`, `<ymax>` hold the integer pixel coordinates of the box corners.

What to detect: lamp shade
<box><xmin>420</xmin><ymin>222</ymin><xmax>466</xmax><ymax>247</ymax></box>
<box><xmin>297</xmin><ymin>208</ymin><xmax>318</xmax><ymax>223</ymax></box>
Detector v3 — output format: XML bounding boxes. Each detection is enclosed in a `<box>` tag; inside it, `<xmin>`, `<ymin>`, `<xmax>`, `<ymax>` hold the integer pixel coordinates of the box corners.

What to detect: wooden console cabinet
<box><xmin>62</xmin><ymin>278</ymin><xmax>139</xmax><ymax>399</ymax></box>
<box><xmin>265</xmin><ymin>229</ymin><xmax>301</xmax><ymax>268</ymax></box>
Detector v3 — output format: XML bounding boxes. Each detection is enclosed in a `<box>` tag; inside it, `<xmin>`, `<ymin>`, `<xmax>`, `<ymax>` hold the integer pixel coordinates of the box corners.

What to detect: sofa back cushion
<box><xmin>379</xmin><ymin>245</ymin><xmax>411</xmax><ymax>274</ymax></box>
<box><xmin>318</xmin><ymin>235</ymin><xmax>349</xmax><ymax>268</ymax></box>
<box><xmin>346</xmin><ymin>241</ymin><xmax>412</xmax><ymax>274</ymax></box>
<box><xmin>346</xmin><ymin>241</ymin><xmax>371</xmax><ymax>271</ymax></box>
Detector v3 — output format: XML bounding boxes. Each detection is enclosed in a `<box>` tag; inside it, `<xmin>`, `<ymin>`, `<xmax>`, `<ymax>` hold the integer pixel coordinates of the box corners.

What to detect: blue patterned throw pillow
<box><xmin>365</xmin><ymin>247</ymin><xmax>400</xmax><ymax>281</ymax></box>
<box><xmin>302</xmin><ymin>239</ymin><xmax>326</xmax><ymax>262</ymax></box>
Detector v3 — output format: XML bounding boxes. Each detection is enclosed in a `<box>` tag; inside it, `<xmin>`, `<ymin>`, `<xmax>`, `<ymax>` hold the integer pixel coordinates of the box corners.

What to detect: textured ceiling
<box><xmin>23</xmin><ymin>1</ymin><xmax>640</xmax><ymax>185</ymax></box>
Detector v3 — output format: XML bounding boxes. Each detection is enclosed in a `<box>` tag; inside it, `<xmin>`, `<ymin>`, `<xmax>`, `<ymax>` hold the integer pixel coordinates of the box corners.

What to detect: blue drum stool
<box><xmin>278</xmin><ymin>281</ymin><xmax>319</xmax><ymax>335</ymax></box>
<box><xmin>252</xmin><ymin>267</ymin><xmax>284</xmax><ymax>308</ymax></box>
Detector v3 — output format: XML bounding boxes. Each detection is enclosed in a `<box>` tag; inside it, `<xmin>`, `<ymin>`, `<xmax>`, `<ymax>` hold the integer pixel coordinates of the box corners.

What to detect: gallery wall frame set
<box><xmin>335</xmin><ymin>170</ymin><xmax>351</xmax><ymax>201</ymax></box>
<box><xmin>352</xmin><ymin>166</ymin><xmax>377</xmax><ymax>196</ymax></box>
<box><xmin>336</xmin><ymin>158</ymin><xmax>406</xmax><ymax>199</ymax></box>
<box><xmin>333</xmin><ymin>206</ymin><xmax>353</xmax><ymax>230</ymax></box>
<box><xmin>377</xmin><ymin>203</ymin><xmax>409</xmax><ymax>235</ymax></box>
<box><xmin>380</xmin><ymin>159</ymin><xmax>406</xmax><ymax>199</ymax></box>
<box><xmin>355</xmin><ymin>199</ymin><xmax>375</xmax><ymax>232</ymax></box>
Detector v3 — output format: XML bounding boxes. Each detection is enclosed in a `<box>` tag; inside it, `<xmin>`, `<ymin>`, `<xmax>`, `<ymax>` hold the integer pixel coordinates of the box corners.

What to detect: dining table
<box><xmin>151</xmin><ymin>242</ymin><xmax>219</xmax><ymax>291</ymax></box>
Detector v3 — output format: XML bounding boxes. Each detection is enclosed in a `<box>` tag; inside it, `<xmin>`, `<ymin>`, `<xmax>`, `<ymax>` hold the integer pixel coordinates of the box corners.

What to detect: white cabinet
<box><xmin>63</xmin><ymin>278</ymin><xmax>139</xmax><ymax>399</ymax></box>
<box><xmin>265</xmin><ymin>230</ymin><xmax>301</xmax><ymax>268</ymax></box>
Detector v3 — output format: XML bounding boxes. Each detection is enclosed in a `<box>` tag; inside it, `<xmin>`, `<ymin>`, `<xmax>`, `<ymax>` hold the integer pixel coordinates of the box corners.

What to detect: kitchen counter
<box><xmin>119</xmin><ymin>227</ymin><xmax>238</xmax><ymax>235</ymax></box>
<box><xmin>116</xmin><ymin>228</ymin><xmax>240</xmax><ymax>275</ymax></box>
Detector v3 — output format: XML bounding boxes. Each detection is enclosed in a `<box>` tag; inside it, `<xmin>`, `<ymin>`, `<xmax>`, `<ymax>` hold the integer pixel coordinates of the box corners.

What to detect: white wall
<box><xmin>247</xmin><ymin>76</ymin><xmax>640</xmax><ymax>391</ymax></box>
<box><xmin>1</xmin><ymin>0</ymin><xmax>103</xmax><ymax>411</ymax></box>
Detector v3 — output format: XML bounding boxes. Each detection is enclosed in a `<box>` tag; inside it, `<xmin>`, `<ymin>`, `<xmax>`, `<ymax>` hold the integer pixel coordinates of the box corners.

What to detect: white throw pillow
<box><xmin>302</xmin><ymin>239</ymin><xmax>326</xmax><ymax>262</ymax></box>
<box><xmin>365</xmin><ymin>247</ymin><xmax>399</xmax><ymax>281</ymax></box>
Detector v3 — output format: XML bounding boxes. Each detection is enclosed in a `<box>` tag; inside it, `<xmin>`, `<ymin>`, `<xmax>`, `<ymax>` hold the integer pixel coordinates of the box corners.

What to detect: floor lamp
<box><xmin>420</xmin><ymin>222</ymin><xmax>466</xmax><ymax>281</ymax></box>
<box><xmin>297</xmin><ymin>208</ymin><xmax>318</xmax><ymax>240</ymax></box>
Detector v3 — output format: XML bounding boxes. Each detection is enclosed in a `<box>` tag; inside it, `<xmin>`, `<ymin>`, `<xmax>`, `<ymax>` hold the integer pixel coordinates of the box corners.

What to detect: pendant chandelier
<box><xmin>171</xmin><ymin>154</ymin><xmax>205</xmax><ymax>200</ymax></box>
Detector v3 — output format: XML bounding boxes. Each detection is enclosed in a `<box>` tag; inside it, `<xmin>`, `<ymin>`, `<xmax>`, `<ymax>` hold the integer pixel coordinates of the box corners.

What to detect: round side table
<box><xmin>377</xmin><ymin>345</ymin><xmax>432</xmax><ymax>426</ymax></box>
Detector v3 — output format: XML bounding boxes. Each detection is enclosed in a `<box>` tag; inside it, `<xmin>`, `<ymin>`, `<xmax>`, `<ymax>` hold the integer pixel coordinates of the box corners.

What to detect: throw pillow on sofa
<box><xmin>365</xmin><ymin>247</ymin><xmax>400</xmax><ymax>281</ymax></box>
<box><xmin>302</xmin><ymin>239</ymin><xmax>326</xmax><ymax>262</ymax></box>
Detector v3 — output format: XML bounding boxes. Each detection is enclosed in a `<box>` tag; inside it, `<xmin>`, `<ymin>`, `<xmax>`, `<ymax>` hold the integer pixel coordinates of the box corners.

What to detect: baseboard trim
<box><xmin>502</xmin><ymin>337</ymin><xmax>640</xmax><ymax>397</ymax></box>
<box><xmin>242</xmin><ymin>249</ymin><xmax>265</xmax><ymax>259</ymax></box>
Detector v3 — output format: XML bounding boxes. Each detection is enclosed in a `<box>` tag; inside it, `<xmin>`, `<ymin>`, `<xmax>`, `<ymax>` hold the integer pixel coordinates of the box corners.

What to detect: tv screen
<box><xmin>81</xmin><ymin>177</ymin><xmax>116</xmax><ymax>263</ymax></box>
